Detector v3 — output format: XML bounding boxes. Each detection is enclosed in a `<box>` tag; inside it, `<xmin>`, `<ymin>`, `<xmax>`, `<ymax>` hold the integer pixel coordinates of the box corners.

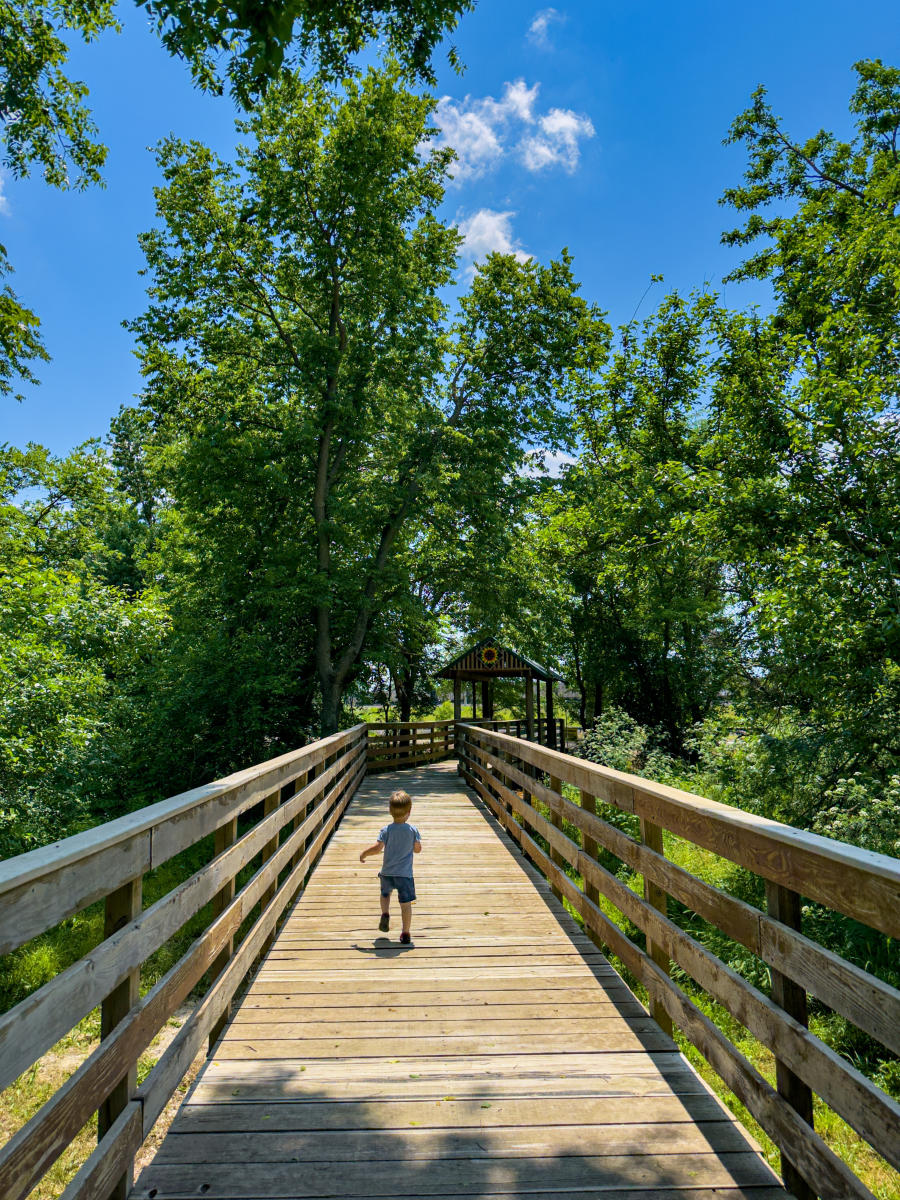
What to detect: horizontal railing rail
<box><xmin>365</xmin><ymin>720</ymin><xmax>455</xmax><ymax>772</ymax></box>
<box><xmin>365</xmin><ymin>717</ymin><xmax>570</xmax><ymax>772</ymax></box>
<box><xmin>457</xmin><ymin>722</ymin><xmax>900</xmax><ymax>1200</ymax></box>
<box><xmin>0</xmin><ymin>724</ymin><xmax>367</xmax><ymax>1200</ymax></box>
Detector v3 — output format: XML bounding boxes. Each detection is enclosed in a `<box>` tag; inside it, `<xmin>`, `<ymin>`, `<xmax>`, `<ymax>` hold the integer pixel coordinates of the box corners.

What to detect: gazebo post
<box><xmin>536</xmin><ymin>676</ymin><xmax>542</xmax><ymax>744</ymax></box>
<box><xmin>482</xmin><ymin>680</ymin><xmax>490</xmax><ymax>722</ymax></box>
<box><xmin>471</xmin><ymin>682</ymin><xmax>477</xmax><ymax>720</ymax></box>
<box><xmin>453</xmin><ymin>676</ymin><xmax>461</xmax><ymax>720</ymax></box>
<box><xmin>546</xmin><ymin>677</ymin><xmax>556</xmax><ymax>748</ymax></box>
<box><xmin>525</xmin><ymin>670</ymin><xmax>535</xmax><ymax>741</ymax></box>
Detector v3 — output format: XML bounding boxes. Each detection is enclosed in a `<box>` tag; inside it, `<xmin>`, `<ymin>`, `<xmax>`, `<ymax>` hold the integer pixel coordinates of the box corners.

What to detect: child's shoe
<box><xmin>399</xmin><ymin>930</ymin><xmax>412</xmax><ymax>945</ymax></box>
<box><xmin>378</xmin><ymin>913</ymin><xmax>390</xmax><ymax>932</ymax></box>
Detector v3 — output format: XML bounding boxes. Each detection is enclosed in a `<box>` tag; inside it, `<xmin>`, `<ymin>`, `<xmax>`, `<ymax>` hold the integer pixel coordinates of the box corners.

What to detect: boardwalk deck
<box><xmin>132</xmin><ymin>761</ymin><xmax>786</xmax><ymax>1200</ymax></box>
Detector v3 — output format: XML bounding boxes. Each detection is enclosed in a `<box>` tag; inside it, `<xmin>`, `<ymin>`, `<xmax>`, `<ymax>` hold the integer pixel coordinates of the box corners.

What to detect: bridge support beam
<box><xmin>208</xmin><ymin>817</ymin><xmax>238</xmax><ymax>1052</ymax></box>
<box><xmin>766</xmin><ymin>881</ymin><xmax>815</xmax><ymax>1200</ymax></box>
<box><xmin>99</xmin><ymin>876</ymin><xmax>142</xmax><ymax>1200</ymax></box>
<box><xmin>640</xmin><ymin>818</ymin><xmax>674</xmax><ymax>1037</ymax></box>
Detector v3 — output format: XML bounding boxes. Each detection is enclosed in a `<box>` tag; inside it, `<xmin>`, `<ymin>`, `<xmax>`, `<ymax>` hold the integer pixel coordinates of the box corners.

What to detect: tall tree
<box><xmin>532</xmin><ymin>293</ymin><xmax>738</xmax><ymax>750</ymax></box>
<box><xmin>130</xmin><ymin>68</ymin><xmax>609</xmax><ymax>734</ymax></box>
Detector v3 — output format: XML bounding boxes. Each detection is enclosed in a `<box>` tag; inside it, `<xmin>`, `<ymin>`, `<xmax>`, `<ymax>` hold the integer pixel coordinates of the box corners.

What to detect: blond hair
<box><xmin>389</xmin><ymin>789</ymin><xmax>412</xmax><ymax>818</ymax></box>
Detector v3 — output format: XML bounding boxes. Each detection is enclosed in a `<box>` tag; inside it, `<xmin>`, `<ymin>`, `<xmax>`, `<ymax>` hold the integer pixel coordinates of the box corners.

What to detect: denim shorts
<box><xmin>379</xmin><ymin>873</ymin><xmax>416</xmax><ymax>903</ymax></box>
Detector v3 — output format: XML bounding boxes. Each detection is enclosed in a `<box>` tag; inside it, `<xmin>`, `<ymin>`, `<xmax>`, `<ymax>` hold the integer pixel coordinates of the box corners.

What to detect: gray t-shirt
<box><xmin>378</xmin><ymin>822</ymin><xmax>421</xmax><ymax>878</ymax></box>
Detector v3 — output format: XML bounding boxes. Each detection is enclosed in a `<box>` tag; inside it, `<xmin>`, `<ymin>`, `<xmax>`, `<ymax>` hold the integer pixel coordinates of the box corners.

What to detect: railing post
<box><xmin>640</xmin><ymin>817</ymin><xmax>673</xmax><ymax>1036</ymax></box>
<box><xmin>580</xmin><ymin>790</ymin><xmax>599</xmax><ymax>905</ymax></box>
<box><xmin>258</xmin><ymin>788</ymin><xmax>282</xmax><ymax>953</ymax></box>
<box><xmin>766</xmin><ymin>881</ymin><xmax>816</xmax><ymax>1200</ymax></box>
<box><xmin>99</xmin><ymin>875</ymin><xmax>142</xmax><ymax>1200</ymax></box>
<box><xmin>208</xmin><ymin>816</ymin><xmax>238</xmax><ymax>1051</ymax></box>
<box><xmin>291</xmin><ymin>771</ymin><xmax>309</xmax><ymax>870</ymax></box>
<box><xmin>548</xmin><ymin>775</ymin><xmax>563</xmax><ymax>901</ymax></box>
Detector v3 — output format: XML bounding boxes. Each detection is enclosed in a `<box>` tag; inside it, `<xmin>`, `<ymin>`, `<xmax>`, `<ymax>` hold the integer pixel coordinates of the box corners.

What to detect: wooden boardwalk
<box><xmin>132</xmin><ymin>761</ymin><xmax>785</xmax><ymax>1200</ymax></box>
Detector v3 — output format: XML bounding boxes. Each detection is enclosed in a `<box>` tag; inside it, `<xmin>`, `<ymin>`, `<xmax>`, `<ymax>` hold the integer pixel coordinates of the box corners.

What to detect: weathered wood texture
<box><xmin>134</xmin><ymin>761</ymin><xmax>783</xmax><ymax>1200</ymax></box>
<box><xmin>0</xmin><ymin>727</ymin><xmax>367</xmax><ymax>1200</ymax></box>
<box><xmin>459</xmin><ymin>724</ymin><xmax>900</xmax><ymax>1200</ymax></box>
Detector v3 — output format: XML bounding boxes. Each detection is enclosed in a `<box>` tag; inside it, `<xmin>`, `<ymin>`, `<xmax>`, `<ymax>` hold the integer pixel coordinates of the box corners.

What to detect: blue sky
<box><xmin>3</xmin><ymin>0</ymin><xmax>899</xmax><ymax>455</ymax></box>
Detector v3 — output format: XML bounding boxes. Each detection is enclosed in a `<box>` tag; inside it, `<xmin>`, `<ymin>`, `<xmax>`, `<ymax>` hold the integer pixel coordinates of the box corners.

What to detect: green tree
<box><xmin>535</xmin><ymin>292</ymin><xmax>737</xmax><ymax>750</ymax></box>
<box><xmin>715</xmin><ymin>59</ymin><xmax>900</xmax><ymax>791</ymax></box>
<box><xmin>129</xmin><ymin>68</ymin><xmax>609</xmax><ymax>737</ymax></box>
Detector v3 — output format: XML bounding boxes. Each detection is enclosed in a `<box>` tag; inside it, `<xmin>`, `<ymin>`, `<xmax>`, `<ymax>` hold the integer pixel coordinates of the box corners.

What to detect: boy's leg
<box><xmin>381</xmin><ymin>891</ymin><xmax>391</xmax><ymax>916</ymax></box>
<box><xmin>399</xmin><ymin>901</ymin><xmax>412</xmax><ymax>934</ymax></box>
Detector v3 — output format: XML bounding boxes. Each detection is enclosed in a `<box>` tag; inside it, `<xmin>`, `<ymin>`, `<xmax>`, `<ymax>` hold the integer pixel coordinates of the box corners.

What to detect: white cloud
<box><xmin>0</xmin><ymin>175</ymin><xmax>10</xmax><ymax>217</ymax></box>
<box><xmin>528</xmin><ymin>7</ymin><xmax>565</xmax><ymax>49</ymax></box>
<box><xmin>525</xmin><ymin>448</ymin><xmax>577</xmax><ymax>477</ymax></box>
<box><xmin>456</xmin><ymin>209</ymin><xmax>531</xmax><ymax>277</ymax></box>
<box><xmin>519</xmin><ymin>107</ymin><xmax>595</xmax><ymax>173</ymax></box>
<box><xmin>434</xmin><ymin>78</ymin><xmax>594</xmax><ymax>183</ymax></box>
<box><xmin>435</xmin><ymin>80</ymin><xmax>540</xmax><ymax>182</ymax></box>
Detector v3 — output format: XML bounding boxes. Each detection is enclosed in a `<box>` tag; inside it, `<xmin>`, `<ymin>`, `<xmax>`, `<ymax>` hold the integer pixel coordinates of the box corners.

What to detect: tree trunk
<box><xmin>320</xmin><ymin>680</ymin><xmax>342</xmax><ymax>736</ymax></box>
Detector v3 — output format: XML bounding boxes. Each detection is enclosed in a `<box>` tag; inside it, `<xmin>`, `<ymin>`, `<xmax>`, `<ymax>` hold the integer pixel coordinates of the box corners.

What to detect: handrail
<box><xmin>366</xmin><ymin>719</ymin><xmax>455</xmax><ymax>772</ymax></box>
<box><xmin>0</xmin><ymin>725</ymin><xmax>367</xmax><ymax>1200</ymax></box>
<box><xmin>365</xmin><ymin>716</ymin><xmax>569</xmax><ymax>772</ymax></box>
<box><xmin>457</xmin><ymin>722</ymin><xmax>900</xmax><ymax>1200</ymax></box>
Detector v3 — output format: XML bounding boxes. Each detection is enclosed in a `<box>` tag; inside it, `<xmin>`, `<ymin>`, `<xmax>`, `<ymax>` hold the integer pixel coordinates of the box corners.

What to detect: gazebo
<box><xmin>436</xmin><ymin>638</ymin><xmax>565</xmax><ymax>748</ymax></box>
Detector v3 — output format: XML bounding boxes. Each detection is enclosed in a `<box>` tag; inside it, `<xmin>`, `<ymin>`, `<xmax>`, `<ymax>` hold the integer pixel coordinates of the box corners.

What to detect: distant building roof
<box><xmin>436</xmin><ymin>638</ymin><xmax>564</xmax><ymax>683</ymax></box>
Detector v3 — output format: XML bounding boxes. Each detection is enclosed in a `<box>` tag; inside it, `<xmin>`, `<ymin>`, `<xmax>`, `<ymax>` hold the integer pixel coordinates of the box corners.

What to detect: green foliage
<box><xmin>144</xmin><ymin>0</ymin><xmax>472</xmax><ymax>99</ymax></box>
<box><xmin>0</xmin><ymin>248</ymin><xmax>49</xmax><ymax>401</ymax></box>
<box><xmin>575</xmin><ymin>705</ymin><xmax>675</xmax><ymax>780</ymax></box>
<box><xmin>0</xmin><ymin>442</ymin><xmax>168</xmax><ymax>856</ymax></box>
<box><xmin>0</xmin><ymin>0</ymin><xmax>115</xmax><ymax>189</ymax></box>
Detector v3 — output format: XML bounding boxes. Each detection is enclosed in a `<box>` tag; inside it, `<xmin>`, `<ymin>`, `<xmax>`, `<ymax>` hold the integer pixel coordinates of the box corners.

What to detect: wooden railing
<box><xmin>366</xmin><ymin>720</ymin><xmax>455</xmax><ymax>771</ymax></box>
<box><xmin>0</xmin><ymin>725</ymin><xmax>367</xmax><ymax>1200</ymax></box>
<box><xmin>457</xmin><ymin>723</ymin><xmax>900</xmax><ymax>1200</ymax></box>
<box><xmin>365</xmin><ymin>716</ymin><xmax>568</xmax><ymax>772</ymax></box>
<box><xmin>466</xmin><ymin>717</ymin><xmax>567</xmax><ymax>747</ymax></box>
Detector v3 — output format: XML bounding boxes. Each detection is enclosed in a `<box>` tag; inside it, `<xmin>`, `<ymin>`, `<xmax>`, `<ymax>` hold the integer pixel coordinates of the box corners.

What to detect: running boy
<box><xmin>359</xmin><ymin>789</ymin><xmax>421</xmax><ymax>944</ymax></box>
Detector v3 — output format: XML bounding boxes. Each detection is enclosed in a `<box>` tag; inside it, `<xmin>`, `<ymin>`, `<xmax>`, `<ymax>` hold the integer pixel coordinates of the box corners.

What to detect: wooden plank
<box><xmin>134</xmin><ymin>1152</ymin><xmax>778</xmax><ymax>1197</ymax></box>
<box><xmin>221</xmin><ymin>1016</ymin><xmax>665</xmax><ymax>1040</ymax></box>
<box><xmin>174</xmin><ymin>1094</ymin><xmax>731</xmax><ymax>1130</ymax></box>
<box><xmin>233</xmin><ymin>1001</ymin><xmax>647</xmax><ymax>1021</ymax></box>
<box><xmin>0</xmin><ymin>833</ymin><xmax>150</xmax><ymax>957</ymax></box>
<box><xmin>212</xmin><ymin>1028</ymin><xmax>674</xmax><ymax>1057</ymax></box>
<box><xmin>155</xmin><ymin>1121</ymin><xmax>756</xmax><ymax>1162</ymax></box>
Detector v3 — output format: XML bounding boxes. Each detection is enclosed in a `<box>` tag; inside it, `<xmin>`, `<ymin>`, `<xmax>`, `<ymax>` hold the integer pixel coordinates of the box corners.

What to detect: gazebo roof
<box><xmin>436</xmin><ymin>638</ymin><xmax>564</xmax><ymax>683</ymax></box>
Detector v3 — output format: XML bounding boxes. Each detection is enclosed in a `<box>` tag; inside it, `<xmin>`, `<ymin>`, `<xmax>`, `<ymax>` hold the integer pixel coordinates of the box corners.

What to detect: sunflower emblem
<box><xmin>480</xmin><ymin>644</ymin><xmax>499</xmax><ymax>667</ymax></box>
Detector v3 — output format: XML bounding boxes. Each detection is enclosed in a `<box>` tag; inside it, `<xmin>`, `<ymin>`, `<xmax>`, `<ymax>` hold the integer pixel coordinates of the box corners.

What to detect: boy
<box><xmin>359</xmin><ymin>789</ymin><xmax>421</xmax><ymax>944</ymax></box>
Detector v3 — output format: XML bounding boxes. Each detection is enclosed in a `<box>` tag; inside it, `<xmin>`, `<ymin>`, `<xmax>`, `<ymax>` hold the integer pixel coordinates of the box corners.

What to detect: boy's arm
<box><xmin>359</xmin><ymin>841</ymin><xmax>384</xmax><ymax>863</ymax></box>
<box><xmin>413</xmin><ymin>838</ymin><xmax>422</xmax><ymax>854</ymax></box>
